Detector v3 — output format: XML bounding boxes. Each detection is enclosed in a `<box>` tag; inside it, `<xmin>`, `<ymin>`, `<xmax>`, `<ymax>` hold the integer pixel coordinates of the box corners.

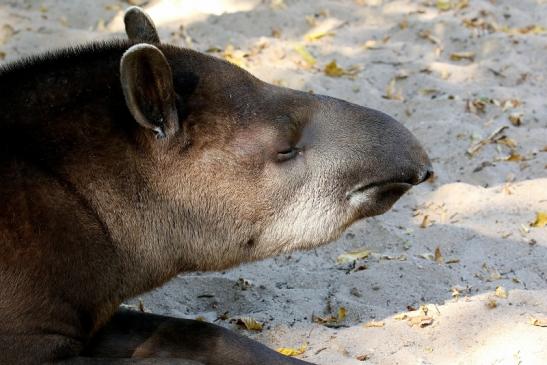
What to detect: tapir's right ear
<box><xmin>124</xmin><ymin>6</ymin><xmax>160</xmax><ymax>44</ymax></box>
<box><xmin>120</xmin><ymin>44</ymin><xmax>179</xmax><ymax>139</ymax></box>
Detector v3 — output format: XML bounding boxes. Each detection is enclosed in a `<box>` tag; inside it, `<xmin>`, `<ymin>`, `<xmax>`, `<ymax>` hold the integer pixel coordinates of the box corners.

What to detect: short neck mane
<box><xmin>0</xmin><ymin>40</ymin><xmax>133</xmax><ymax>126</ymax></box>
<box><xmin>0</xmin><ymin>40</ymin><xmax>143</xmax><ymax>171</ymax></box>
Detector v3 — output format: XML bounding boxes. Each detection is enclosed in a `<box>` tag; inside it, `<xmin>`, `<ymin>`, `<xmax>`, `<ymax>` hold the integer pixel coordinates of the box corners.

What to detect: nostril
<box><xmin>417</xmin><ymin>168</ymin><xmax>434</xmax><ymax>185</ymax></box>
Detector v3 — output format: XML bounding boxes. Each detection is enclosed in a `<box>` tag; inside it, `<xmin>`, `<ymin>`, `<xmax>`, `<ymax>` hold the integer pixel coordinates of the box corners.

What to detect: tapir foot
<box><xmin>74</xmin><ymin>309</ymin><xmax>313</xmax><ymax>365</ymax></box>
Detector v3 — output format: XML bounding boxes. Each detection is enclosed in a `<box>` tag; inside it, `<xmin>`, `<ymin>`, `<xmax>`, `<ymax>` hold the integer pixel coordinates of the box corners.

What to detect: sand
<box><xmin>1</xmin><ymin>0</ymin><xmax>546</xmax><ymax>364</ymax></box>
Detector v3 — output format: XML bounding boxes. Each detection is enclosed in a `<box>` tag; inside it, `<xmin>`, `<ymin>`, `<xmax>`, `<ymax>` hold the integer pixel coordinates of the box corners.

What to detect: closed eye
<box><xmin>276</xmin><ymin>147</ymin><xmax>299</xmax><ymax>162</ymax></box>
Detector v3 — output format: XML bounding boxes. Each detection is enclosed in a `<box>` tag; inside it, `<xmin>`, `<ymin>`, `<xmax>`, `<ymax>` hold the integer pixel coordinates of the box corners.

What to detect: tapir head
<box><xmin>119</xmin><ymin>8</ymin><xmax>432</xmax><ymax>269</ymax></box>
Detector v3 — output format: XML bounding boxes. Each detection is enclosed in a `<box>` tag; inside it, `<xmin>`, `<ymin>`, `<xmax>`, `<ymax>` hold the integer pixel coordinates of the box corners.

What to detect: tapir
<box><xmin>0</xmin><ymin>7</ymin><xmax>432</xmax><ymax>365</ymax></box>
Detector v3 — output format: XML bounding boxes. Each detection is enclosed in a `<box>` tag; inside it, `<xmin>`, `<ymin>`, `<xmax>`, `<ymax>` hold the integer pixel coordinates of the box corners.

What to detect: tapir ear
<box><xmin>120</xmin><ymin>44</ymin><xmax>178</xmax><ymax>138</ymax></box>
<box><xmin>124</xmin><ymin>6</ymin><xmax>160</xmax><ymax>44</ymax></box>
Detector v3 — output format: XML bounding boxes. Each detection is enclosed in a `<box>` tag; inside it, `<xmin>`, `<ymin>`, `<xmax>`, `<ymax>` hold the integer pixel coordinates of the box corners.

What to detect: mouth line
<box><xmin>347</xmin><ymin>180</ymin><xmax>413</xmax><ymax>198</ymax></box>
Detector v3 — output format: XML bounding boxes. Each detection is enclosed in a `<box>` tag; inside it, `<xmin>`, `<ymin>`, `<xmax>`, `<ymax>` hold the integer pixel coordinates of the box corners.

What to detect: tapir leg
<box><xmin>79</xmin><ymin>310</ymin><xmax>313</xmax><ymax>365</ymax></box>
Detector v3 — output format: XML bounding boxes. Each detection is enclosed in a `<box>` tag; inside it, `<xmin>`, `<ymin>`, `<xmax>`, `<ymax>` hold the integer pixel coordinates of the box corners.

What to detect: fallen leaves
<box><xmin>486</xmin><ymin>285</ymin><xmax>509</xmax><ymax>309</ymax></box>
<box><xmin>481</xmin><ymin>263</ymin><xmax>503</xmax><ymax>281</ymax></box>
<box><xmin>277</xmin><ymin>343</ymin><xmax>307</xmax><ymax>357</ymax></box>
<box><xmin>466</xmin><ymin>125</ymin><xmax>508</xmax><ymax>156</ymax></box>
<box><xmin>384</xmin><ymin>78</ymin><xmax>404</xmax><ymax>101</ymax></box>
<box><xmin>293</xmin><ymin>44</ymin><xmax>316</xmax><ymax>67</ymax></box>
<box><xmin>434</xmin><ymin>246</ymin><xmax>444</xmax><ymax>263</ymax></box>
<box><xmin>313</xmin><ymin>306</ymin><xmax>348</xmax><ymax>327</ymax></box>
<box><xmin>495</xmin><ymin>286</ymin><xmax>508</xmax><ymax>299</ymax></box>
<box><xmin>223</xmin><ymin>44</ymin><xmax>248</xmax><ymax>68</ymax></box>
<box><xmin>420</xmin><ymin>215</ymin><xmax>430</xmax><ymax>229</ymax></box>
<box><xmin>393</xmin><ymin>306</ymin><xmax>435</xmax><ymax>328</ymax></box>
<box><xmin>450</xmin><ymin>51</ymin><xmax>475</xmax><ymax>62</ymax></box>
<box><xmin>486</xmin><ymin>298</ymin><xmax>497</xmax><ymax>309</ymax></box>
<box><xmin>323</xmin><ymin>60</ymin><xmax>361</xmax><ymax>78</ymax></box>
<box><xmin>502</xmin><ymin>25</ymin><xmax>547</xmax><ymax>36</ymax></box>
<box><xmin>508</xmin><ymin>113</ymin><xmax>523</xmax><ymax>126</ymax></box>
<box><xmin>305</xmin><ymin>30</ymin><xmax>335</xmax><ymax>42</ymax></box>
<box><xmin>435</xmin><ymin>0</ymin><xmax>469</xmax><ymax>11</ymax></box>
<box><xmin>417</xmin><ymin>246</ymin><xmax>458</xmax><ymax>265</ymax></box>
<box><xmin>364</xmin><ymin>320</ymin><xmax>385</xmax><ymax>328</ymax></box>
<box><xmin>235</xmin><ymin>317</ymin><xmax>263</xmax><ymax>331</ymax></box>
<box><xmin>419</xmin><ymin>30</ymin><xmax>441</xmax><ymax>46</ymax></box>
<box><xmin>356</xmin><ymin>354</ymin><xmax>370</xmax><ymax>361</ymax></box>
<box><xmin>408</xmin><ymin>316</ymin><xmax>434</xmax><ymax>328</ymax></box>
<box><xmin>336</xmin><ymin>249</ymin><xmax>370</xmax><ymax>264</ymax></box>
<box><xmin>450</xmin><ymin>285</ymin><xmax>471</xmax><ymax>299</ymax></box>
<box><xmin>467</xmin><ymin>98</ymin><xmax>488</xmax><ymax>114</ymax></box>
<box><xmin>530</xmin><ymin>211</ymin><xmax>547</xmax><ymax>228</ymax></box>
<box><xmin>0</xmin><ymin>24</ymin><xmax>15</xmax><ymax>45</ymax></box>
<box><xmin>529</xmin><ymin>318</ymin><xmax>547</xmax><ymax>327</ymax></box>
<box><xmin>337</xmin><ymin>307</ymin><xmax>347</xmax><ymax>322</ymax></box>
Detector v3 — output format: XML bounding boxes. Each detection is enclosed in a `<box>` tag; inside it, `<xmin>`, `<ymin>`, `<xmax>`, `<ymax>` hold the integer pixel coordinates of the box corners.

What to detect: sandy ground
<box><xmin>1</xmin><ymin>0</ymin><xmax>546</xmax><ymax>364</ymax></box>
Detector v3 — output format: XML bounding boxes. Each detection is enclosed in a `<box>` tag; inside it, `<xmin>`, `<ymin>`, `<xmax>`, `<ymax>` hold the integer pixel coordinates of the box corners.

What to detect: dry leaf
<box><xmin>236</xmin><ymin>317</ymin><xmax>263</xmax><ymax>331</ymax></box>
<box><xmin>508</xmin><ymin>113</ymin><xmax>523</xmax><ymax>126</ymax></box>
<box><xmin>364</xmin><ymin>320</ymin><xmax>385</xmax><ymax>328</ymax></box>
<box><xmin>293</xmin><ymin>45</ymin><xmax>316</xmax><ymax>66</ymax></box>
<box><xmin>434</xmin><ymin>247</ymin><xmax>444</xmax><ymax>263</ymax></box>
<box><xmin>336</xmin><ymin>249</ymin><xmax>370</xmax><ymax>264</ymax></box>
<box><xmin>384</xmin><ymin>78</ymin><xmax>404</xmax><ymax>101</ymax></box>
<box><xmin>529</xmin><ymin>318</ymin><xmax>547</xmax><ymax>327</ymax></box>
<box><xmin>503</xmin><ymin>25</ymin><xmax>547</xmax><ymax>35</ymax></box>
<box><xmin>223</xmin><ymin>44</ymin><xmax>248</xmax><ymax>68</ymax></box>
<box><xmin>277</xmin><ymin>343</ymin><xmax>307</xmax><ymax>356</ymax></box>
<box><xmin>497</xmin><ymin>136</ymin><xmax>518</xmax><ymax>149</ymax></box>
<box><xmin>436</xmin><ymin>0</ymin><xmax>452</xmax><ymax>11</ymax></box>
<box><xmin>495</xmin><ymin>286</ymin><xmax>508</xmax><ymax>299</ymax></box>
<box><xmin>467</xmin><ymin>99</ymin><xmax>487</xmax><ymax>114</ymax></box>
<box><xmin>419</xmin><ymin>30</ymin><xmax>441</xmax><ymax>45</ymax></box>
<box><xmin>356</xmin><ymin>354</ymin><xmax>370</xmax><ymax>361</ymax></box>
<box><xmin>466</xmin><ymin>126</ymin><xmax>508</xmax><ymax>156</ymax></box>
<box><xmin>531</xmin><ymin>211</ymin><xmax>547</xmax><ymax>228</ymax></box>
<box><xmin>420</xmin><ymin>215</ymin><xmax>430</xmax><ymax>228</ymax></box>
<box><xmin>504</xmin><ymin>152</ymin><xmax>523</xmax><ymax>162</ymax></box>
<box><xmin>337</xmin><ymin>307</ymin><xmax>347</xmax><ymax>322</ymax></box>
<box><xmin>305</xmin><ymin>30</ymin><xmax>335</xmax><ymax>42</ymax></box>
<box><xmin>450</xmin><ymin>52</ymin><xmax>475</xmax><ymax>61</ymax></box>
<box><xmin>502</xmin><ymin>99</ymin><xmax>522</xmax><ymax>111</ymax></box>
<box><xmin>323</xmin><ymin>61</ymin><xmax>361</xmax><ymax>78</ymax></box>
<box><xmin>486</xmin><ymin>298</ymin><xmax>497</xmax><ymax>309</ymax></box>
<box><xmin>435</xmin><ymin>0</ymin><xmax>468</xmax><ymax>11</ymax></box>
<box><xmin>324</xmin><ymin>60</ymin><xmax>344</xmax><ymax>77</ymax></box>
<box><xmin>482</xmin><ymin>263</ymin><xmax>502</xmax><ymax>281</ymax></box>
<box><xmin>408</xmin><ymin>316</ymin><xmax>433</xmax><ymax>327</ymax></box>
<box><xmin>312</xmin><ymin>314</ymin><xmax>336</xmax><ymax>324</ymax></box>
<box><xmin>0</xmin><ymin>24</ymin><xmax>15</xmax><ymax>45</ymax></box>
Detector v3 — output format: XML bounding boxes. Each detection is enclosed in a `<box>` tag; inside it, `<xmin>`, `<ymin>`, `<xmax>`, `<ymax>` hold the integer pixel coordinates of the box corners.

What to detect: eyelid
<box><xmin>276</xmin><ymin>146</ymin><xmax>300</xmax><ymax>162</ymax></box>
